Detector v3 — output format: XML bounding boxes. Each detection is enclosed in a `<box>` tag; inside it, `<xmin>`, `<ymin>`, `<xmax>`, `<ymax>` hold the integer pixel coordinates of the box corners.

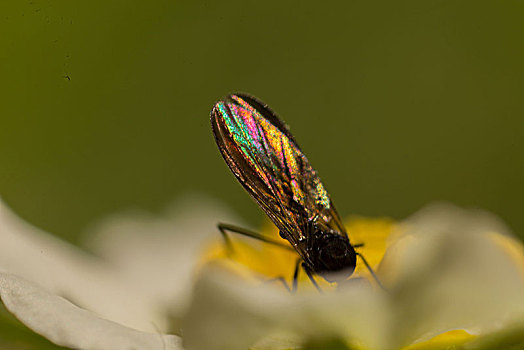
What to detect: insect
<box><xmin>211</xmin><ymin>93</ymin><xmax>382</xmax><ymax>291</ymax></box>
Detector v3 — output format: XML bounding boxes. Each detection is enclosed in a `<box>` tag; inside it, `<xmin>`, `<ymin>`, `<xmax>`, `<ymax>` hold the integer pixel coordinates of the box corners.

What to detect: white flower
<box><xmin>183</xmin><ymin>204</ymin><xmax>524</xmax><ymax>350</ymax></box>
<box><xmin>0</xmin><ymin>195</ymin><xmax>240</xmax><ymax>349</ymax></box>
<box><xmin>0</xmin><ymin>273</ymin><xmax>181</xmax><ymax>350</ymax></box>
<box><xmin>1</xmin><ymin>197</ymin><xmax>523</xmax><ymax>350</ymax></box>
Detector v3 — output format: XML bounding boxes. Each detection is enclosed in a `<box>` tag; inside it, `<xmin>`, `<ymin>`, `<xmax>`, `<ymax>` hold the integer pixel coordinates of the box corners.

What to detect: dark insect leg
<box><xmin>303</xmin><ymin>264</ymin><xmax>323</xmax><ymax>294</ymax></box>
<box><xmin>264</xmin><ymin>276</ymin><xmax>291</xmax><ymax>292</ymax></box>
<box><xmin>266</xmin><ymin>258</ymin><xmax>302</xmax><ymax>293</ymax></box>
<box><xmin>291</xmin><ymin>258</ymin><xmax>302</xmax><ymax>293</ymax></box>
<box><xmin>353</xmin><ymin>243</ymin><xmax>365</xmax><ymax>248</ymax></box>
<box><xmin>217</xmin><ymin>223</ymin><xmax>298</xmax><ymax>292</ymax></box>
<box><xmin>217</xmin><ymin>223</ymin><xmax>293</xmax><ymax>255</ymax></box>
<box><xmin>355</xmin><ymin>252</ymin><xmax>387</xmax><ymax>291</ymax></box>
<box><xmin>264</xmin><ymin>259</ymin><xmax>324</xmax><ymax>295</ymax></box>
<box><xmin>265</xmin><ymin>258</ymin><xmax>302</xmax><ymax>294</ymax></box>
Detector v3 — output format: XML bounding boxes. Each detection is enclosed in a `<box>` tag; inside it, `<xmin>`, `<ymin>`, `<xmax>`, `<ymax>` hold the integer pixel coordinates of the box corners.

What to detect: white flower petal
<box><xmin>380</xmin><ymin>203</ymin><xmax>524</xmax><ymax>348</ymax></box>
<box><xmin>84</xmin><ymin>194</ymin><xmax>242</xmax><ymax>319</ymax></box>
<box><xmin>0</xmin><ymin>273</ymin><xmax>183</xmax><ymax>350</ymax></box>
<box><xmin>466</xmin><ymin>318</ymin><xmax>524</xmax><ymax>349</ymax></box>
<box><xmin>183</xmin><ymin>267</ymin><xmax>288</xmax><ymax>350</ymax></box>
<box><xmin>251</xmin><ymin>332</ymin><xmax>303</xmax><ymax>350</ymax></box>
<box><xmin>0</xmin><ymin>198</ymin><xmax>165</xmax><ymax>332</ymax></box>
<box><xmin>184</xmin><ymin>203</ymin><xmax>524</xmax><ymax>350</ymax></box>
<box><xmin>183</xmin><ymin>266</ymin><xmax>390</xmax><ymax>350</ymax></box>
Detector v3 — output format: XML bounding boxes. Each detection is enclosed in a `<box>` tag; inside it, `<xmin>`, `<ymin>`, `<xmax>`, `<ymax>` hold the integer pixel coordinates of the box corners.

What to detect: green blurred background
<box><xmin>0</xmin><ymin>0</ymin><xmax>523</xmax><ymax>347</ymax></box>
<box><xmin>2</xmin><ymin>0</ymin><xmax>523</xmax><ymax>242</ymax></box>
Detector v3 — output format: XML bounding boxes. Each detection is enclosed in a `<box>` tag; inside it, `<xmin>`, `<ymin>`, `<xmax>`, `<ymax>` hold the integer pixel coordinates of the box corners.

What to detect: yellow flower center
<box><xmin>196</xmin><ymin>214</ymin><xmax>524</xmax><ymax>349</ymax></box>
<box><xmin>199</xmin><ymin>216</ymin><xmax>395</xmax><ymax>291</ymax></box>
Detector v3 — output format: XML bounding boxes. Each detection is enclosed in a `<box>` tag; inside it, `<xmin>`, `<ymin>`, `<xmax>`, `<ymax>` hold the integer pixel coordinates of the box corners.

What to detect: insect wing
<box><xmin>211</xmin><ymin>94</ymin><xmax>347</xmax><ymax>251</ymax></box>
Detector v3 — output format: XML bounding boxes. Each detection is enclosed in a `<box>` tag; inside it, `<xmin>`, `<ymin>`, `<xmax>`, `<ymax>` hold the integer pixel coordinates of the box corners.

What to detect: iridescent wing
<box><xmin>211</xmin><ymin>93</ymin><xmax>347</xmax><ymax>252</ymax></box>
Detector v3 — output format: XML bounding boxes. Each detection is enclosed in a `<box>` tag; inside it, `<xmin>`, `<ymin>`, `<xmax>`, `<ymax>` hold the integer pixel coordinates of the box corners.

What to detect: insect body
<box><xmin>211</xmin><ymin>93</ymin><xmax>359</xmax><ymax>283</ymax></box>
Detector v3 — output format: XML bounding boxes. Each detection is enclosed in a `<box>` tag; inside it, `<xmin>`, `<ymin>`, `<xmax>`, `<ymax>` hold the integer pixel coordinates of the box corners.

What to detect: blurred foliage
<box><xmin>1</xmin><ymin>0</ymin><xmax>523</xmax><ymax>245</ymax></box>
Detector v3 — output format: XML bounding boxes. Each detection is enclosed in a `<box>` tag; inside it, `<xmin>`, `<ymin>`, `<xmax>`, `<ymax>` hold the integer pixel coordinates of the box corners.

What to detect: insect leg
<box><xmin>265</xmin><ymin>277</ymin><xmax>291</xmax><ymax>292</ymax></box>
<box><xmin>353</xmin><ymin>243</ymin><xmax>365</xmax><ymax>248</ymax></box>
<box><xmin>355</xmin><ymin>252</ymin><xmax>387</xmax><ymax>291</ymax></box>
<box><xmin>303</xmin><ymin>263</ymin><xmax>323</xmax><ymax>294</ymax></box>
<box><xmin>217</xmin><ymin>223</ymin><xmax>294</xmax><ymax>255</ymax></box>
<box><xmin>291</xmin><ymin>258</ymin><xmax>302</xmax><ymax>293</ymax></box>
<box><xmin>260</xmin><ymin>259</ymin><xmax>303</xmax><ymax>294</ymax></box>
<box><xmin>218</xmin><ymin>223</ymin><xmax>298</xmax><ymax>292</ymax></box>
